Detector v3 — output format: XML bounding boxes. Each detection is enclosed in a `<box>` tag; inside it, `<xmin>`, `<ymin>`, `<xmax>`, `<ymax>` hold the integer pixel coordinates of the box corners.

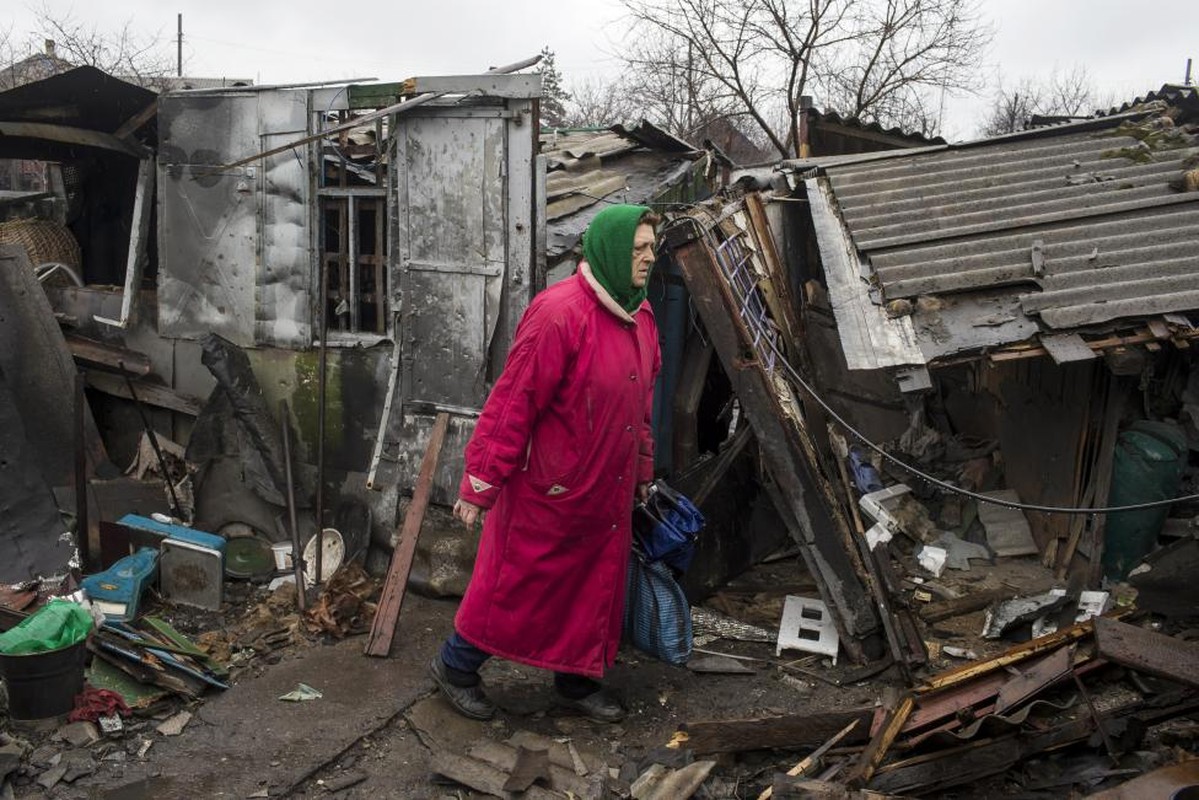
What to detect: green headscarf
<box><xmin>582</xmin><ymin>203</ymin><xmax>653</xmax><ymax>313</ymax></box>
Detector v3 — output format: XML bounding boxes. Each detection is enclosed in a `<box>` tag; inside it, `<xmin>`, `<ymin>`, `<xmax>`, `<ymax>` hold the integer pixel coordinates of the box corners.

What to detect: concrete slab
<box><xmin>83</xmin><ymin>594</ymin><xmax>449</xmax><ymax>800</ymax></box>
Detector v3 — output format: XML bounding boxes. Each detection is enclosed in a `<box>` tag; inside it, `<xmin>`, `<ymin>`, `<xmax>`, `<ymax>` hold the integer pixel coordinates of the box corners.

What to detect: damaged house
<box><xmin>655</xmin><ymin>85</ymin><xmax>1199</xmax><ymax>665</ymax></box>
<box><xmin>0</xmin><ymin>61</ymin><xmax>717</xmax><ymax>590</ymax></box>
<box><xmin>4</xmin><ymin>44</ymin><xmax>1199</xmax><ymax>796</ymax></box>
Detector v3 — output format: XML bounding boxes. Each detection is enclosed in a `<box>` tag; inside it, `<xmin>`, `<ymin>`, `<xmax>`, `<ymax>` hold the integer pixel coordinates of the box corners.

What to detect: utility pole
<box><xmin>177</xmin><ymin>13</ymin><xmax>182</xmax><ymax>78</ymax></box>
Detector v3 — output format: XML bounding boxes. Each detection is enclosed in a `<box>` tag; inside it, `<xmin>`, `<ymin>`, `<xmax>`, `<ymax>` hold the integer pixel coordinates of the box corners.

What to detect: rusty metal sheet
<box><xmin>1094</xmin><ymin>617</ymin><xmax>1199</xmax><ymax>688</ymax></box>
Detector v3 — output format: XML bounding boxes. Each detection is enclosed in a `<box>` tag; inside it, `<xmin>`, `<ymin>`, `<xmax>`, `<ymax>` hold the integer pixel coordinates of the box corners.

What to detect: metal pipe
<box><xmin>279</xmin><ymin>401</ymin><xmax>306</xmax><ymax>611</ymax></box>
<box><xmin>209</xmin><ymin>54</ymin><xmax>543</xmax><ymax>174</ymax></box>
<box><xmin>119</xmin><ymin>364</ymin><xmax>184</xmax><ymax>518</ymax></box>
<box><xmin>74</xmin><ymin>373</ymin><xmax>90</xmax><ymax>572</ymax></box>
<box><xmin>314</xmin><ymin>226</ymin><xmax>329</xmax><ymax>586</ymax></box>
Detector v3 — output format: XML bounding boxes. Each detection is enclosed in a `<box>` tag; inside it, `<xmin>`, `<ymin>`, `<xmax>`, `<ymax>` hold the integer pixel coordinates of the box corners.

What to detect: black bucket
<box><xmin>0</xmin><ymin>640</ymin><xmax>87</xmax><ymax>720</ymax></box>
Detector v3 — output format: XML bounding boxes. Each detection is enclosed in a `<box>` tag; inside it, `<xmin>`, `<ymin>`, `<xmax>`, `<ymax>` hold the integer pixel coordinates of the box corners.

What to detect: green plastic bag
<box><xmin>0</xmin><ymin>599</ymin><xmax>94</xmax><ymax>655</ymax></box>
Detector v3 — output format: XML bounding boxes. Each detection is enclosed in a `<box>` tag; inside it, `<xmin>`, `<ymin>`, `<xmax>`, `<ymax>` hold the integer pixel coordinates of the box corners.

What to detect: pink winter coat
<box><xmin>454</xmin><ymin>263</ymin><xmax>661</xmax><ymax>677</ymax></box>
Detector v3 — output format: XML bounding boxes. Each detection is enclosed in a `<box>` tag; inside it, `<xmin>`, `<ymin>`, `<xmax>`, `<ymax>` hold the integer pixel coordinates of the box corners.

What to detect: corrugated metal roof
<box><xmin>822</xmin><ymin>116</ymin><xmax>1199</xmax><ymax>331</ymax></box>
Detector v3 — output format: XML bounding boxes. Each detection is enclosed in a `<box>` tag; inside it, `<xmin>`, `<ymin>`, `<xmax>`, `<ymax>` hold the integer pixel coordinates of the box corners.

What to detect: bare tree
<box><xmin>20</xmin><ymin>3</ymin><xmax>174</xmax><ymax>86</ymax></box>
<box><xmin>562</xmin><ymin>76</ymin><xmax>640</xmax><ymax>128</ymax></box>
<box><xmin>617</xmin><ymin>0</ymin><xmax>991</xmax><ymax>156</ymax></box>
<box><xmin>980</xmin><ymin>65</ymin><xmax>1099</xmax><ymax>136</ymax></box>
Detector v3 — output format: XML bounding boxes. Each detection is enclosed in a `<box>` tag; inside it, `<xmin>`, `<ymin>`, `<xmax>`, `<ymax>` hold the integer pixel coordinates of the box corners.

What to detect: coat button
<box><xmin>611</xmin><ymin>523</ymin><xmax>617</xmax><ymax>530</ymax></box>
<box><xmin>629</xmin><ymin>374</ymin><xmax>638</xmax><ymax>381</ymax></box>
<box><xmin>625</xmin><ymin>425</ymin><xmax>634</xmax><ymax>432</ymax></box>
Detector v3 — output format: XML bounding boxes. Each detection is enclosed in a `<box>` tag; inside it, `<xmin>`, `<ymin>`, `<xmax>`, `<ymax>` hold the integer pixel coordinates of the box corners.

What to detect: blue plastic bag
<box><xmin>623</xmin><ymin>548</ymin><xmax>692</xmax><ymax>665</ymax></box>
<box><xmin>633</xmin><ymin>481</ymin><xmax>705</xmax><ymax>574</ymax></box>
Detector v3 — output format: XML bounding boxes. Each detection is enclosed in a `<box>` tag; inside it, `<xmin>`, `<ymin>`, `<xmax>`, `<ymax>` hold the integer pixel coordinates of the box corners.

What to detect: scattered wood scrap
<box><xmin>918</xmin><ymin>587</ymin><xmax>1017</xmax><ymax>624</ymax></box>
<box><xmin>631</xmin><ymin>760</ymin><xmax>716</xmax><ymax>800</ymax></box>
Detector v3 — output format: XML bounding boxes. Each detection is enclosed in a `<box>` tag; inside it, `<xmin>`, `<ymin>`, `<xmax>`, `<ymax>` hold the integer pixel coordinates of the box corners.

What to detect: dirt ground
<box><xmin>3</xmin><ymin>553</ymin><xmax>1190</xmax><ymax>799</ymax></box>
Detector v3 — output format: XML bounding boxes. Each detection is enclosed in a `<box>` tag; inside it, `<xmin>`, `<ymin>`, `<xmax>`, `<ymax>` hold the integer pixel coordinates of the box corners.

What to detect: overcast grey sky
<box><xmin>7</xmin><ymin>0</ymin><xmax>1196</xmax><ymax>140</ymax></box>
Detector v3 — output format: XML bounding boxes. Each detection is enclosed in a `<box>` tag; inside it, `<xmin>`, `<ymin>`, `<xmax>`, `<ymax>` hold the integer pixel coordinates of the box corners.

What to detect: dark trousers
<box><xmin>439</xmin><ymin>631</ymin><xmax>600</xmax><ymax>699</ymax></box>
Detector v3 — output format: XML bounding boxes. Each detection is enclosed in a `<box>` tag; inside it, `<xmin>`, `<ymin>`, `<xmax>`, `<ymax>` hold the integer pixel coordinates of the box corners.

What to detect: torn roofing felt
<box><xmin>800</xmin><ymin>109</ymin><xmax>1199</xmax><ymax>369</ymax></box>
<box><xmin>0</xmin><ymin>65</ymin><xmax>157</xmax><ymax>160</ymax></box>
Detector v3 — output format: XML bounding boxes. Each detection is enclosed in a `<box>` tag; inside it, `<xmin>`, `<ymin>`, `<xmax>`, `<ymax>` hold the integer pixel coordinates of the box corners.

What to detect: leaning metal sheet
<box><xmin>157</xmin><ymin>94</ymin><xmax>261</xmax><ymax>345</ymax></box>
<box><xmin>806</xmin><ymin>177</ymin><xmax>923</xmax><ymax>370</ymax></box>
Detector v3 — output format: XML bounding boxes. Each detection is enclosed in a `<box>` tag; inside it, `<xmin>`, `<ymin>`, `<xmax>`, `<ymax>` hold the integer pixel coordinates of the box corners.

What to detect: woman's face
<box><xmin>631</xmin><ymin>223</ymin><xmax>656</xmax><ymax>288</ymax></box>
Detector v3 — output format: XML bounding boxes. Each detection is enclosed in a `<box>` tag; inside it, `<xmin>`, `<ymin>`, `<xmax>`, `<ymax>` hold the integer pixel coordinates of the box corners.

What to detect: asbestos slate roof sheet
<box><xmin>822</xmin><ymin>115</ymin><xmax>1199</xmax><ymax>331</ymax></box>
<box><xmin>542</xmin><ymin>123</ymin><xmax>701</xmax><ymax>263</ymax></box>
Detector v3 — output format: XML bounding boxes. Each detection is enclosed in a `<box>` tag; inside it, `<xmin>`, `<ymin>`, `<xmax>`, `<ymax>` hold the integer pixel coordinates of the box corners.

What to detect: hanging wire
<box><xmin>684</xmin><ymin>214</ymin><xmax>1199</xmax><ymax>517</ymax></box>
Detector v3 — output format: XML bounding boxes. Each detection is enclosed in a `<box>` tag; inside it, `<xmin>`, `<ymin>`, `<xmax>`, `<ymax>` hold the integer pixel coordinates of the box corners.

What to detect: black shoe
<box><xmin>428</xmin><ymin>657</ymin><xmax>496</xmax><ymax>721</ymax></box>
<box><xmin>556</xmin><ymin>688</ymin><xmax>626</xmax><ymax>723</ymax></box>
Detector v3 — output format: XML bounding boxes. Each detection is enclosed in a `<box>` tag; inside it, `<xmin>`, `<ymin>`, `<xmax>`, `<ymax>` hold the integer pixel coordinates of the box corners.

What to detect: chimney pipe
<box><xmin>44</xmin><ymin>39</ymin><xmax>55</xmax><ymax>58</ymax></box>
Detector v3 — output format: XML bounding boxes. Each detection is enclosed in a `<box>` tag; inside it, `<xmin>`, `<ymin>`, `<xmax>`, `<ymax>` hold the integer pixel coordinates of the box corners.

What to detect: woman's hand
<box><xmin>454</xmin><ymin>498</ymin><xmax>484</xmax><ymax>530</ymax></box>
<box><xmin>636</xmin><ymin>483</ymin><xmax>651</xmax><ymax>503</ymax></box>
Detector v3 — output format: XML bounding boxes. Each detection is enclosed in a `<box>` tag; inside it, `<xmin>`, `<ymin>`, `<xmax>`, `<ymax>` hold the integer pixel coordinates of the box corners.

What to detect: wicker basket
<box><xmin>0</xmin><ymin>218</ymin><xmax>82</xmax><ymax>270</ymax></box>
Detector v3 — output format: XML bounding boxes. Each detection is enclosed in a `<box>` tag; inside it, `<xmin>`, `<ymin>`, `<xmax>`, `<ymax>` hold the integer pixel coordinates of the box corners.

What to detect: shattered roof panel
<box><xmin>822</xmin><ymin>116</ymin><xmax>1199</xmax><ymax>332</ymax></box>
<box><xmin>542</xmin><ymin>122</ymin><xmax>701</xmax><ymax>262</ymax></box>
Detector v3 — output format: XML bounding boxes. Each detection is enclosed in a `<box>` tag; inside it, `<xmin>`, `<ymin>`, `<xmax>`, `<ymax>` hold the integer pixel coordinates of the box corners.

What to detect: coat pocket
<box><xmin>526</xmin><ymin>429</ymin><xmax>584</xmax><ymax>496</ymax></box>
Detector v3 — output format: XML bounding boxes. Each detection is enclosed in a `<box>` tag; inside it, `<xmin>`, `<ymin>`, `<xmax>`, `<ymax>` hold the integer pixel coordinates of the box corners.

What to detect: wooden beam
<box><xmin>65</xmin><ymin>334</ymin><xmax>152</xmax><ymax>376</ymax></box>
<box><xmin>987</xmin><ymin>328</ymin><xmax>1199</xmax><ymax>365</ymax></box>
<box><xmin>84</xmin><ymin>370</ymin><xmax>203</xmax><ymax>416</ymax></box>
<box><xmin>670</xmin><ymin>708</ymin><xmax>874</xmax><ymax>755</ymax></box>
<box><xmin>671</xmin><ymin>231</ymin><xmax>879</xmax><ymax>658</ymax></box>
<box><xmin>845</xmin><ymin>693</ymin><xmax>914</xmax><ymax>789</ymax></box>
<box><xmin>0</xmin><ymin>120</ymin><xmax>149</xmax><ymax>157</ymax></box>
<box><xmin>917</xmin><ymin>618</ymin><xmax>1100</xmax><ymax>693</ymax></box>
<box><xmin>112</xmin><ymin>100</ymin><xmax>159</xmax><ymax>141</ymax></box>
<box><xmin>364</xmin><ymin>412</ymin><xmax>450</xmax><ymax>657</ymax></box>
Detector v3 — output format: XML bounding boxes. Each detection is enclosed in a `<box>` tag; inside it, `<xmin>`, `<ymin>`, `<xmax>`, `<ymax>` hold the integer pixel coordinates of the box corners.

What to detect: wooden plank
<box><xmin>113</xmin><ymin>100</ymin><xmax>159</xmax><ymax>140</ymax></box>
<box><xmin>758</xmin><ymin>719</ymin><xmax>860</xmax><ymax>800</ymax></box>
<box><xmin>743</xmin><ymin>193</ymin><xmax>802</xmax><ymax>351</ymax></box>
<box><xmin>85</xmin><ymin>370</ymin><xmax>204</xmax><ymax>416</ymax></box>
<box><xmin>671</xmin><ymin>231</ymin><xmax>879</xmax><ymax>659</ymax></box>
<box><xmin>1084</xmin><ymin>376</ymin><xmax>1128</xmax><ymax>586</ymax></box>
<box><xmin>1094</xmin><ymin>617</ymin><xmax>1199</xmax><ymax>688</ymax></box>
<box><xmin>671</xmin><ymin>709</ymin><xmax>874</xmax><ymax>755</ymax></box>
<box><xmin>65</xmin><ymin>334</ymin><xmax>152</xmax><ymax>376</ymax></box>
<box><xmin>845</xmin><ymin>694</ymin><xmax>914</xmax><ymax>789</ymax></box>
<box><xmin>917</xmin><ymin>618</ymin><xmax>1100</xmax><ymax>693</ymax></box>
<box><xmin>364</xmin><ymin>411</ymin><xmax>450</xmax><ymax>657</ymax></box>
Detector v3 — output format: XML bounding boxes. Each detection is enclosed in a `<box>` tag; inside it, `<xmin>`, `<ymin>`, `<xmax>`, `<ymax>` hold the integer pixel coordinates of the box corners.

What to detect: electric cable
<box><xmin>684</xmin><ymin>217</ymin><xmax>1199</xmax><ymax>517</ymax></box>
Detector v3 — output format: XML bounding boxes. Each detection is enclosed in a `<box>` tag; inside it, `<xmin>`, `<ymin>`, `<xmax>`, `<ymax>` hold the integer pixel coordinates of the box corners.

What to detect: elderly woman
<box><xmin>429</xmin><ymin>204</ymin><xmax>662</xmax><ymax>723</ymax></box>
